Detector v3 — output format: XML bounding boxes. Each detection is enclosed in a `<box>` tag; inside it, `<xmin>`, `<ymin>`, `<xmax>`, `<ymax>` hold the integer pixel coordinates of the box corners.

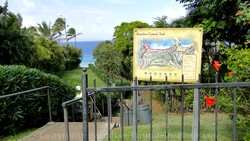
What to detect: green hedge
<box><xmin>0</xmin><ymin>65</ymin><xmax>76</xmax><ymax>135</ymax></box>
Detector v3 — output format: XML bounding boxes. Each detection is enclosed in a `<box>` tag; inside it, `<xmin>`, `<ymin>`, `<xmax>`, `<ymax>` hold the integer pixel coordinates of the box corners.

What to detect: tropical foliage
<box><xmin>92</xmin><ymin>41</ymin><xmax>122</xmax><ymax>81</ymax></box>
<box><xmin>176</xmin><ymin>0</ymin><xmax>249</xmax><ymax>46</ymax></box>
<box><xmin>67</xmin><ymin>27</ymin><xmax>82</xmax><ymax>46</ymax></box>
<box><xmin>0</xmin><ymin>65</ymin><xmax>76</xmax><ymax>135</ymax></box>
<box><xmin>0</xmin><ymin>5</ymin><xmax>36</xmax><ymax>66</ymax></box>
<box><xmin>113</xmin><ymin>21</ymin><xmax>151</xmax><ymax>80</ymax></box>
<box><xmin>0</xmin><ymin>2</ymin><xmax>82</xmax><ymax>136</ymax></box>
<box><xmin>0</xmin><ymin>2</ymin><xmax>82</xmax><ymax>73</ymax></box>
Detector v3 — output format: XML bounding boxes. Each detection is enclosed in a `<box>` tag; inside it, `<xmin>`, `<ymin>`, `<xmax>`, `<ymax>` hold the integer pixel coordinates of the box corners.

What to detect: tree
<box><xmin>0</xmin><ymin>2</ymin><xmax>82</xmax><ymax>73</ymax></box>
<box><xmin>52</xmin><ymin>17</ymin><xmax>66</xmax><ymax>43</ymax></box>
<box><xmin>37</xmin><ymin>21</ymin><xmax>53</xmax><ymax>40</ymax></box>
<box><xmin>153</xmin><ymin>16</ymin><xmax>169</xmax><ymax>28</ymax></box>
<box><xmin>0</xmin><ymin>4</ymin><xmax>36</xmax><ymax>66</ymax></box>
<box><xmin>0</xmin><ymin>0</ymin><xmax>8</xmax><ymax>16</ymax></box>
<box><xmin>113</xmin><ymin>21</ymin><xmax>151</xmax><ymax>80</ymax></box>
<box><xmin>92</xmin><ymin>41</ymin><xmax>122</xmax><ymax>81</ymax></box>
<box><xmin>67</xmin><ymin>27</ymin><xmax>82</xmax><ymax>46</ymax></box>
<box><xmin>176</xmin><ymin>0</ymin><xmax>249</xmax><ymax>46</ymax></box>
<box><xmin>169</xmin><ymin>17</ymin><xmax>191</xmax><ymax>28</ymax></box>
<box><xmin>63</xmin><ymin>44</ymin><xmax>82</xmax><ymax>70</ymax></box>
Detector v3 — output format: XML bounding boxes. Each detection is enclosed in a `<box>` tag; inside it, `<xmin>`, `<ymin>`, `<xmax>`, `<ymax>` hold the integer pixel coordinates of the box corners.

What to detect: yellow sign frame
<box><xmin>133</xmin><ymin>28</ymin><xmax>203</xmax><ymax>83</ymax></box>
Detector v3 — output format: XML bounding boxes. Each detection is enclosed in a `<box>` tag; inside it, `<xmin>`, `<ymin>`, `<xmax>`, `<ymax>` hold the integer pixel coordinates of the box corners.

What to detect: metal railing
<box><xmin>0</xmin><ymin>86</ymin><xmax>76</xmax><ymax>122</ymax></box>
<box><xmin>62</xmin><ymin>71</ymin><xmax>250</xmax><ymax>141</ymax></box>
<box><xmin>62</xmin><ymin>92</ymin><xmax>96</xmax><ymax>141</ymax></box>
<box><xmin>0</xmin><ymin>86</ymin><xmax>53</xmax><ymax>122</ymax></box>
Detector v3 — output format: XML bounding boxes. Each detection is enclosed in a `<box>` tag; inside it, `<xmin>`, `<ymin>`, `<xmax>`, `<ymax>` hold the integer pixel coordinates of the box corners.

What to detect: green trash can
<box><xmin>123</xmin><ymin>108</ymin><xmax>133</xmax><ymax>126</ymax></box>
<box><xmin>138</xmin><ymin>104</ymin><xmax>150</xmax><ymax>124</ymax></box>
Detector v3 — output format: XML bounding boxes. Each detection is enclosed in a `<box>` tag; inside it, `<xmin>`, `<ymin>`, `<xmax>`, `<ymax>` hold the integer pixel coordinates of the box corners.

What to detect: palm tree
<box><xmin>52</xmin><ymin>17</ymin><xmax>66</xmax><ymax>43</ymax></box>
<box><xmin>37</xmin><ymin>21</ymin><xmax>53</xmax><ymax>40</ymax></box>
<box><xmin>67</xmin><ymin>27</ymin><xmax>82</xmax><ymax>46</ymax></box>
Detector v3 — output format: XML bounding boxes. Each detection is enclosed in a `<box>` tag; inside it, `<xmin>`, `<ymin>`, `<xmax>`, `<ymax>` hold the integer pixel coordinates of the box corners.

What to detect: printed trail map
<box><xmin>133</xmin><ymin>28</ymin><xmax>203</xmax><ymax>83</ymax></box>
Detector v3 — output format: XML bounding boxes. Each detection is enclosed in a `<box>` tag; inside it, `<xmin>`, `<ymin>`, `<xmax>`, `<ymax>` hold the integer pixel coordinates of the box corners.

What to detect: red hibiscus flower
<box><xmin>206</xmin><ymin>97</ymin><xmax>216</xmax><ymax>107</ymax></box>
<box><xmin>213</xmin><ymin>61</ymin><xmax>220</xmax><ymax>71</ymax></box>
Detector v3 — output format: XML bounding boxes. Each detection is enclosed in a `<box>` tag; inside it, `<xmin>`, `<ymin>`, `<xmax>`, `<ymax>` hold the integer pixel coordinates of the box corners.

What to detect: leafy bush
<box><xmin>221</xmin><ymin>45</ymin><xmax>250</xmax><ymax>140</ymax></box>
<box><xmin>64</xmin><ymin>44</ymin><xmax>82</xmax><ymax>70</ymax></box>
<box><xmin>0</xmin><ymin>65</ymin><xmax>76</xmax><ymax>135</ymax></box>
<box><xmin>36</xmin><ymin>43</ymin><xmax>66</xmax><ymax>74</ymax></box>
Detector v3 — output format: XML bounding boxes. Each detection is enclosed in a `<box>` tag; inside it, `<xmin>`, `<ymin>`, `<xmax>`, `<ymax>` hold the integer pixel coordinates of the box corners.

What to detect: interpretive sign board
<box><xmin>133</xmin><ymin>28</ymin><xmax>203</xmax><ymax>83</ymax></box>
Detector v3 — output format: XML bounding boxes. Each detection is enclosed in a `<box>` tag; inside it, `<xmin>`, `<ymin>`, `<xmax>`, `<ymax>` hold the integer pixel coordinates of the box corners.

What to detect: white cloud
<box><xmin>154</xmin><ymin>6</ymin><xmax>187</xmax><ymax>23</ymax></box>
<box><xmin>22</xmin><ymin>0</ymin><xmax>36</xmax><ymax>11</ymax></box>
<box><xmin>1</xmin><ymin>0</ymin><xmax>188</xmax><ymax>41</ymax></box>
<box><xmin>100</xmin><ymin>0</ymin><xmax>136</xmax><ymax>5</ymax></box>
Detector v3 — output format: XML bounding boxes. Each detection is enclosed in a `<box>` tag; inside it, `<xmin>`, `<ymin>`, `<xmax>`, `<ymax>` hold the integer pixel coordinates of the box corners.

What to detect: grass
<box><xmin>0</xmin><ymin>128</ymin><xmax>37</xmax><ymax>141</ymax></box>
<box><xmin>104</xmin><ymin>113</ymin><xmax>233</xmax><ymax>141</ymax></box>
<box><xmin>61</xmin><ymin>67</ymin><xmax>106</xmax><ymax>87</ymax></box>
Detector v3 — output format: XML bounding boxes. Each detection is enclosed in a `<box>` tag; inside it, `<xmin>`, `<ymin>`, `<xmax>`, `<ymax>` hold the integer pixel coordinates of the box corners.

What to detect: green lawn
<box><xmin>0</xmin><ymin>128</ymin><xmax>37</xmax><ymax>141</ymax></box>
<box><xmin>61</xmin><ymin>67</ymin><xmax>106</xmax><ymax>88</ymax></box>
<box><xmin>105</xmin><ymin>113</ymin><xmax>232</xmax><ymax>141</ymax></box>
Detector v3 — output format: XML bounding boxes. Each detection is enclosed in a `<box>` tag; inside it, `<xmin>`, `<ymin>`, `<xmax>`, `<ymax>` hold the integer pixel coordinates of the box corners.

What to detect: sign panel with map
<box><xmin>133</xmin><ymin>28</ymin><xmax>203</xmax><ymax>83</ymax></box>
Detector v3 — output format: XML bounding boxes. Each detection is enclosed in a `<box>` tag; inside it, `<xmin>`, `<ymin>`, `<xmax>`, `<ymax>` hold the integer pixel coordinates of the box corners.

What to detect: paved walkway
<box><xmin>18</xmin><ymin>119</ymin><xmax>119</xmax><ymax>141</ymax></box>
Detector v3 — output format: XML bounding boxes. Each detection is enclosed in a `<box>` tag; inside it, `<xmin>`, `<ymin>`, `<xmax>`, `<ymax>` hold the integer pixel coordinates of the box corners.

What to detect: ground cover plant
<box><xmin>105</xmin><ymin>113</ymin><xmax>232</xmax><ymax>141</ymax></box>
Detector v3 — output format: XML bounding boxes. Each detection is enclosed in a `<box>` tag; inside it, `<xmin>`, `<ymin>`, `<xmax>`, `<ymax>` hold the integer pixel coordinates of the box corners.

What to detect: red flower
<box><xmin>213</xmin><ymin>61</ymin><xmax>220</xmax><ymax>71</ymax></box>
<box><xmin>206</xmin><ymin>97</ymin><xmax>216</xmax><ymax>107</ymax></box>
<box><xmin>235</xmin><ymin>10</ymin><xmax>243</xmax><ymax>16</ymax></box>
<box><xmin>228</xmin><ymin>71</ymin><xmax>233</xmax><ymax>76</ymax></box>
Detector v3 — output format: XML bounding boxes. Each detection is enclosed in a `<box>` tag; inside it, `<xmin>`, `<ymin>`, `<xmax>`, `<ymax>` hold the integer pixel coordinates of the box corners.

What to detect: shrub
<box><xmin>221</xmin><ymin>45</ymin><xmax>250</xmax><ymax>140</ymax></box>
<box><xmin>64</xmin><ymin>44</ymin><xmax>82</xmax><ymax>70</ymax></box>
<box><xmin>0</xmin><ymin>65</ymin><xmax>76</xmax><ymax>135</ymax></box>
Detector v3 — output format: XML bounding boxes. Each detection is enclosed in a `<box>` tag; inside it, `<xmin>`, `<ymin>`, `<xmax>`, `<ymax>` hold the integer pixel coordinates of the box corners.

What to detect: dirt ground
<box><xmin>123</xmin><ymin>90</ymin><xmax>164</xmax><ymax>114</ymax></box>
<box><xmin>139</xmin><ymin>90</ymin><xmax>165</xmax><ymax>114</ymax></box>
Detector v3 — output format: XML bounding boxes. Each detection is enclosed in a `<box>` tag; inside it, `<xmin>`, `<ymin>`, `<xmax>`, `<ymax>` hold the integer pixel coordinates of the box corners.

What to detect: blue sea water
<box><xmin>61</xmin><ymin>41</ymin><xmax>103</xmax><ymax>67</ymax></box>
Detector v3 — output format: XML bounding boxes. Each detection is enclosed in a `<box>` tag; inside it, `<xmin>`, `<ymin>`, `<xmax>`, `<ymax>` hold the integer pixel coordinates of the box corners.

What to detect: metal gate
<box><xmin>62</xmin><ymin>70</ymin><xmax>250</xmax><ymax>141</ymax></box>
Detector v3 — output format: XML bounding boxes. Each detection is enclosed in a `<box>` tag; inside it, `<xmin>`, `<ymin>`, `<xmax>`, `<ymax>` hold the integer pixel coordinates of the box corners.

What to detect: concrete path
<box><xmin>18</xmin><ymin>121</ymin><xmax>117</xmax><ymax>141</ymax></box>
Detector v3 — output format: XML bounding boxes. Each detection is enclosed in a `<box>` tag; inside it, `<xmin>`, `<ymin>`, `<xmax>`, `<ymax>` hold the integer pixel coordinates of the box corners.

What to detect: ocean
<box><xmin>61</xmin><ymin>41</ymin><xmax>103</xmax><ymax>67</ymax></box>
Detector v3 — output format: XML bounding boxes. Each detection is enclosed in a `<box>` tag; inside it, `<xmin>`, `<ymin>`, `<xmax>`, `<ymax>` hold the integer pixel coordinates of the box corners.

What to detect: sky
<box><xmin>1</xmin><ymin>0</ymin><xmax>187</xmax><ymax>41</ymax></box>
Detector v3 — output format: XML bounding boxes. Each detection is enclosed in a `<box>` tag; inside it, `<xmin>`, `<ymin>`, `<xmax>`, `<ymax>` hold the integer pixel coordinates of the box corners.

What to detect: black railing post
<box><xmin>192</xmin><ymin>74</ymin><xmax>201</xmax><ymax>141</ymax></box>
<box><xmin>94</xmin><ymin>79</ymin><xmax>97</xmax><ymax>141</ymax></box>
<box><xmin>198</xmin><ymin>74</ymin><xmax>201</xmax><ymax>140</ymax></box>
<box><xmin>82</xmin><ymin>67</ymin><xmax>88</xmax><ymax>141</ymax></box>
<box><xmin>215</xmin><ymin>72</ymin><xmax>219</xmax><ymax>141</ymax></box>
<box><xmin>150</xmin><ymin>76</ymin><xmax>153</xmax><ymax>141</ymax></box>
<box><xmin>47</xmin><ymin>87</ymin><xmax>52</xmax><ymax>122</ymax></box>
<box><xmin>110</xmin><ymin>90</ymin><xmax>112</xmax><ymax>123</ymax></box>
<box><xmin>102</xmin><ymin>99</ymin><xmax>105</xmax><ymax>116</ymax></box>
<box><xmin>181</xmin><ymin>74</ymin><xmax>185</xmax><ymax>141</ymax></box>
<box><xmin>132</xmin><ymin>77</ymin><xmax>138</xmax><ymax>141</ymax></box>
<box><xmin>233</xmin><ymin>72</ymin><xmax>237</xmax><ymax>141</ymax></box>
<box><xmin>72</xmin><ymin>106</ymin><xmax>75</xmax><ymax>122</ymax></box>
<box><xmin>120</xmin><ymin>78</ymin><xmax>124</xmax><ymax>141</ymax></box>
<box><xmin>63</xmin><ymin>105</ymin><xmax>70</xmax><ymax>141</ymax></box>
<box><xmin>165</xmin><ymin>76</ymin><xmax>169</xmax><ymax>141</ymax></box>
<box><xmin>107</xmin><ymin>78</ymin><xmax>111</xmax><ymax>141</ymax></box>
